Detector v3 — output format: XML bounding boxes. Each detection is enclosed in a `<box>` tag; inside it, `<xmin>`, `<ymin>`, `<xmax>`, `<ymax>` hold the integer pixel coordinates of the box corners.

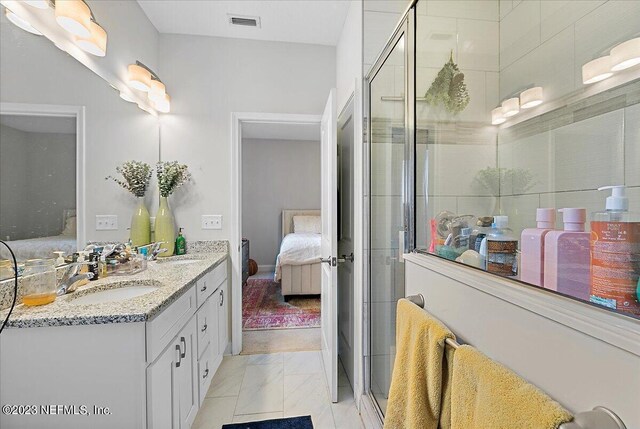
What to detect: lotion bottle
<box><xmin>481</xmin><ymin>216</ymin><xmax>518</xmax><ymax>277</ymax></box>
<box><xmin>590</xmin><ymin>186</ymin><xmax>640</xmax><ymax>315</ymax></box>
<box><xmin>544</xmin><ymin>208</ymin><xmax>590</xmax><ymax>300</ymax></box>
<box><xmin>520</xmin><ymin>208</ymin><xmax>556</xmax><ymax>287</ymax></box>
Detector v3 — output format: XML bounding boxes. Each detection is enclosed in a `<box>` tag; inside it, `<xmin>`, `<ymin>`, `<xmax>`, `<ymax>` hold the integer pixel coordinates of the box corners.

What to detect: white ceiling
<box><xmin>242</xmin><ymin>122</ymin><xmax>320</xmax><ymax>141</ymax></box>
<box><xmin>0</xmin><ymin>115</ymin><xmax>76</xmax><ymax>134</ymax></box>
<box><xmin>137</xmin><ymin>0</ymin><xmax>351</xmax><ymax>46</ymax></box>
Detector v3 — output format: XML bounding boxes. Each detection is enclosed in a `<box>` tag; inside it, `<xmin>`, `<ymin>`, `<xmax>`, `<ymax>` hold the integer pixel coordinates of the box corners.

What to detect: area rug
<box><xmin>243</xmin><ymin>278</ymin><xmax>320</xmax><ymax>330</ymax></box>
<box><xmin>222</xmin><ymin>416</ymin><xmax>313</xmax><ymax>429</ymax></box>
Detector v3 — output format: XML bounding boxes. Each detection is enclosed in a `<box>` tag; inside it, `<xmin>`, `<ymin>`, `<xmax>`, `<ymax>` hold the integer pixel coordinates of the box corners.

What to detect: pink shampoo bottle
<box><xmin>544</xmin><ymin>208</ymin><xmax>591</xmax><ymax>300</ymax></box>
<box><xmin>520</xmin><ymin>208</ymin><xmax>556</xmax><ymax>287</ymax></box>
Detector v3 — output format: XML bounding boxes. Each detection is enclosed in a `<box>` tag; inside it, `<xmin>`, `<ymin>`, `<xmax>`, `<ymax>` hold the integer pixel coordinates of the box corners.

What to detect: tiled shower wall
<box><xmin>497</xmin><ymin>0</ymin><xmax>640</xmax><ymax>238</ymax></box>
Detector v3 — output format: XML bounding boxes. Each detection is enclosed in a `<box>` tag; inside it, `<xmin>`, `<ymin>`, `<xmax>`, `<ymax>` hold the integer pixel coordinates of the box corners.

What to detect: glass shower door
<box><xmin>368</xmin><ymin>12</ymin><xmax>413</xmax><ymax>415</ymax></box>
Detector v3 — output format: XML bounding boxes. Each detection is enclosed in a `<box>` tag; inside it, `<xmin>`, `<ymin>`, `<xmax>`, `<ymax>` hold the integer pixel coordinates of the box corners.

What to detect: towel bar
<box><xmin>403</xmin><ymin>295</ymin><xmax>627</xmax><ymax>429</ymax></box>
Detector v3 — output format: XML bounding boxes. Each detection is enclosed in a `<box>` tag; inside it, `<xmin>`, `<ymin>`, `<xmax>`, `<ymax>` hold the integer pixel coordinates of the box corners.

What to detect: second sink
<box><xmin>70</xmin><ymin>282</ymin><xmax>160</xmax><ymax>305</ymax></box>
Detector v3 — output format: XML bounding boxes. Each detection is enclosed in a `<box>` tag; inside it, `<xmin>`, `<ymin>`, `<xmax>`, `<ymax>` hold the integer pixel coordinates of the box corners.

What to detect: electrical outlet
<box><xmin>96</xmin><ymin>215</ymin><xmax>118</xmax><ymax>231</ymax></box>
<box><xmin>202</xmin><ymin>215</ymin><xmax>222</xmax><ymax>230</ymax></box>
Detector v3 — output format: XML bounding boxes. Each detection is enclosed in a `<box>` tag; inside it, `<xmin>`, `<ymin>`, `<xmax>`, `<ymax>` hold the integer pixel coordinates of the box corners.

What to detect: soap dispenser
<box><xmin>590</xmin><ymin>185</ymin><xmax>640</xmax><ymax>315</ymax></box>
<box><xmin>544</xmin><ymin>208</ymin><xmax>590</xmax><ymax>300</ymax></box>
<box><xmin>520</xmin><ymin>208</ymin><xmax>556</xmax><ymax>287</ymax></box>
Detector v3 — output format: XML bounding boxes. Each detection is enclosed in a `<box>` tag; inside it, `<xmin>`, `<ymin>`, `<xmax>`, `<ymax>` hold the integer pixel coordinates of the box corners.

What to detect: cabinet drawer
<box><xmin>196</xmin><ymin>300</ymin><xmax>212</xmax><ymax>359</ymax></box>
<box><xmin>198</xmin><ymin>344</ymin><xmax>214</xmax><ymax>406</ymax></box>
<box><xmin>196</xmin><ymin>262</ymin><xmax>227</xmax><ymax>309</ymax></box>
<box><xmin>146</xmin><ymin>286</ymin><xmax>196</xmax><ymax>363</ymax></box>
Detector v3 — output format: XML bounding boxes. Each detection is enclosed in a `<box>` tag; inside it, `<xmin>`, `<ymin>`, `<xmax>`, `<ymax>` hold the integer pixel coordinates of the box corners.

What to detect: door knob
<box><xmin>340</xmin><ymin>253</ymin><xmax>354</xmax><ymax>262</ymax></box>
<box><xmin>320</xmin><ymin>257</ymin><xmax>332</xmax><ymax>265</ymax></box>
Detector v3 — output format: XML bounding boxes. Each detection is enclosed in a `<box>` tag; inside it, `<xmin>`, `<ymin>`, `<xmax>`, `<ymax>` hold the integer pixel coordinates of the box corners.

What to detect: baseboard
<box><xmin>258</xmin><ymin>264</ymin><xmax>275</xmax><ymax>273</ymax></box>
<box><xmin>359</xmin><ymin>394</ymin><xmax>383</xmax><ymax>429</ymax></box>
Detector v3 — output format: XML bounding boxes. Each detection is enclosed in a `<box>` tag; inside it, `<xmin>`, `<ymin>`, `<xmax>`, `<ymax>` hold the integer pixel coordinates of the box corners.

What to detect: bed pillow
<box><xmin>61</xmin><ymin>216</ymin><xmax>77</xmax><ymax>236</ymax></box>
<box><xmin>293</xmin><ymin>215</ymin><xmax>321</xmax><ymax>234</ymax></box>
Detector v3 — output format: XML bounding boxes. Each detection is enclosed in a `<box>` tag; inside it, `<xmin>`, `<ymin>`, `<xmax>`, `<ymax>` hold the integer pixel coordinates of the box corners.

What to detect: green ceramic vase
<box><xmin>155</xmin><ymin>196</ymin><xmax>175</xmax><ymax>257</ymax></box>
<box><xmin>130</xmin><ymin>197</ymin><xmax>151</xmax><ymax>247</ymax></box>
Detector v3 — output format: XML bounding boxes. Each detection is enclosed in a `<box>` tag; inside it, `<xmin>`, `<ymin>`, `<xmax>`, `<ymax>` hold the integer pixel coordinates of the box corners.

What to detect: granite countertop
<box><xmin>0</xmin><ymin>252</ymin><xmax>227</xmax><ymax>329</ymax></box>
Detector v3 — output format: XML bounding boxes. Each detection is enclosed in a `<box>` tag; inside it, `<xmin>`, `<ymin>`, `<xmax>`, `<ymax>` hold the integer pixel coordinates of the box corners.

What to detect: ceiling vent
<box><xmin>228</xmin><ymin>14</ymin><xmax>261</xmax><ymax>28</ymax></box>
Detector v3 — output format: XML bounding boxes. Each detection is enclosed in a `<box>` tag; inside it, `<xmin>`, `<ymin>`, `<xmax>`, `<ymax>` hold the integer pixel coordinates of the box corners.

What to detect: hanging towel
<box><xmin>384</xmin><ymin>299</ymin><xmax>456</xmax><ymax>429</ymax></box>
<box><xmin>451</xmin><ymin>345</ymin><xmax>573</xmax><ymax>429</ymax></box>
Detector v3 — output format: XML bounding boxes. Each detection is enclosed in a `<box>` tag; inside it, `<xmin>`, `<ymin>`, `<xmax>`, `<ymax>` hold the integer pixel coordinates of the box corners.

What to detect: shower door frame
<box><xmin>363</xmin><ymin>1</ymin><xmax>416</xmax><ymax>423</ymax></box>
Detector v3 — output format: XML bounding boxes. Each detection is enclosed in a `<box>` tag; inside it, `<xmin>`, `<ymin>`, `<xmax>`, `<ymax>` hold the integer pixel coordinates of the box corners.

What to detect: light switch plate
<box><xmin>96</xmin><ymin>215</ymin><xmax>118</xmax><ymax>231</ymax></box>
<box><xmin>202</xmin><ymin>215</ymin><xmax>222</xmax><ymax>230</ymax></box>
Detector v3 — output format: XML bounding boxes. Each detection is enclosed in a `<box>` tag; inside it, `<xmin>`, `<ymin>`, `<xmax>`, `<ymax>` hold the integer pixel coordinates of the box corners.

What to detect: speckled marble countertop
<box><xmin>0</xmin><ymin>252</ymin><xmax>227</xmax><ymax>329</ymax></box>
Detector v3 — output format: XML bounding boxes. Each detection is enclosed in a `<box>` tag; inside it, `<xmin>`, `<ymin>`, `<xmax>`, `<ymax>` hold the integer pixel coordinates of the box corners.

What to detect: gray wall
<box><xmin>241</xmin><ymin>138</ymin><xmax>321</xmax><ymax>266</ymax></box>
<box><xmin>0</xmin><ymin>123</ymin><xmax>76</xmax><ymax>240</ymax></box>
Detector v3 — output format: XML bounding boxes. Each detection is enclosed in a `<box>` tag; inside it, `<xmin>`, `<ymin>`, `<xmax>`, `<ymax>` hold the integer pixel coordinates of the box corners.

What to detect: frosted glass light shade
<box><xmin>582</xmin><ymin>56</ymin><xmax>613</xmax><ymax>84</ymax></box>
<box><xmin>75</xmin><ymin>21</ymin><xmax>107</xmax><ymax>57</ymax></box>
<box><xmin>520</xmin><ymin>87</ymin><xmax>543</xmax><ymax>109</ymax></box>
<box><xmin>128</xmin><ymin>64</ymin><xmax>152</xmax><ymax>92</ymax></box>
<box><xmin>5</xmin><ymin>9</ymin><xmax>42</xmax><ymax>35</ymax></box>
<box><xmin>55</xmin><ymin>0</ymin><xmax>91</xmax><ymax>38</ymax></box>
<box><xmin>491</xmin><ymin>107</ymin><xmax>505</xmax><ymax>125</ymax></box>
<box><xmin>501</xmin><ymin>97</ymin><xmax>520</xmax><ymax>117</ymax></box>
<box><xmin>148</xmin><ymin>80</ymin><xmax>166</xmax><ymax>103</ymax></box>
<box><xmin>25</xmin><ymin>1</ymin><xmax>49</xmax><ymax>9</ymax></box>
<box><xmin>119</xmin><ymin>91</ymin><xmax>135</xmax><ymax>103</ymax></box>
<box><xmin>610</xmin><ymin>38</ymin><xmax>640</xmax><ymax>71</ymax></box>
<box><xmin>154</xmin><ymin>94</ymin><xmax>171</xmax><ymax>113</ymax></box>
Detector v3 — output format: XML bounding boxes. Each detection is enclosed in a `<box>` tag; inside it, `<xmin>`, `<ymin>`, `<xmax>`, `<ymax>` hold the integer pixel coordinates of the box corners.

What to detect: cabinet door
<box><xmin>208</xmin><ymin>296</ymin><xmax>220</xmax><ymax>358</ymax></box>
<box><xmin>217</xmin><ymin>281</ymin><xmax>228</xmax><ymax>356</ymax></box>
<box><xmin>176</xmin><ymin>317</ymin><xmax>199</xmax><ymax>429</ymax></box>
<box><xmin>147</xmin><ymin>337</ymin><xmax>181</xmax><ymax>429</ymax></box>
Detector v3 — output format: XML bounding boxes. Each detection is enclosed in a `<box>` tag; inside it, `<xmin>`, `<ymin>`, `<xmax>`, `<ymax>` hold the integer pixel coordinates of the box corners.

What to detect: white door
<box><xmin>320</xmin><ymin>88</ymin><xmax>339</xmax><ymax>403</ymax></box>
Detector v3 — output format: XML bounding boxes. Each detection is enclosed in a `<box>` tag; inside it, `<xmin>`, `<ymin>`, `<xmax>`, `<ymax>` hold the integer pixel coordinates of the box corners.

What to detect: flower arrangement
<box><xmin>106</xmin><ymin>161</ymin><xmax>152</xmax><ymax>197</ymax></box>
<box><xmin>474</xmin><ymin>167</ymin><xmax>535</xmax><ymax>196</ymax></box>
<box><xmin>156</xmin><ymin>161</ymin><xmax>191</xmax><ymax>197</ymax></box>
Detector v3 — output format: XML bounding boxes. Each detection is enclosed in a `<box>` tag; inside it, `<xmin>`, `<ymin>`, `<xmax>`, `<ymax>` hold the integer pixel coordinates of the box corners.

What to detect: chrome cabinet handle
<box><xmin>202</xmin><ymin>368</ymin><xmax>209</xmax><ymax>379</ymax></box>
<box><xmin>175</xmin><ymin>344</ymin><xmax>182</xmax><ymax>368</ymax></box>
<box><xmin>201</xmin><ymin>284</ymin><xmax>207</xmax><ymax>292</ymax></box>
<box><xmin>201</xmin><ymin>323</ymin><xmax>208</xmax><ymax>333</ymax></box>
<box><xmin>180</xmin><ymin>337</ymin><xmax>186</xmax><ymax>358</ymax></box>
<box><xmin>219</xmin><ymin>290</ymin><xmax>224</xmax><ymax>306</ymax></box>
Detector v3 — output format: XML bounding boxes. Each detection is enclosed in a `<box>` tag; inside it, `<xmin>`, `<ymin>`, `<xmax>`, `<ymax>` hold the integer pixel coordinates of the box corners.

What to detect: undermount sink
<box><xmin>69</xmin><ymin>282</ymin><xmax>160</xmax><ymax>305</ymax></box>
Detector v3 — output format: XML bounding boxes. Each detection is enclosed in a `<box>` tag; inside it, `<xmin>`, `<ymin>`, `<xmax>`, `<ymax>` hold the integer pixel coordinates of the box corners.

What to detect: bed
<box><xmin>0</xmin><ymin>211</ymin><xmax>77</xmax><ymax>262</ymax></box>
<box><xmin>275</xmin><ymin>210</ymin><xmax>321</xmax><ymax>297</ymax></box>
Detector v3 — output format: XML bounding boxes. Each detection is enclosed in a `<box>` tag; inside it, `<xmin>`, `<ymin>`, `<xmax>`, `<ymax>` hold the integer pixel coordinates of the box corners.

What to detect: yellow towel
<box><xmin>451</xmin><ymin>345</ymin><xmax>573</xmax><ymax>429</ymax></box>
<box><xmin>384</xmin><ymin>299</ymin><xmax>455</xmax><ymax>429</ymax></box>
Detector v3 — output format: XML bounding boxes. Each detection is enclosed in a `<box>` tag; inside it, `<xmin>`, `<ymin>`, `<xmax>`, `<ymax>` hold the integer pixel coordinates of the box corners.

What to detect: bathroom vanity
<box><xmin>0</xmin><ymin>252</ymin><xmax>229</xmax><ymax>429</ymax></box>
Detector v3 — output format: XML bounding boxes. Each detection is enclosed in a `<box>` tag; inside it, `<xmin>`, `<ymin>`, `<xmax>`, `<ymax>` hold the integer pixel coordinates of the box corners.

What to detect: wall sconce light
<box><xmin>610</xmin><ymin>37</ymin><xmax>640</xmax><ymax>71</ymax></box>
<box><xmin>119</xmin><ymin>91</ymin><xmax>136</xmax><ymax>103</ymax></box>
<box><xmin>154</xmin><ymin>94</ymin><xmax>171</xmax><ymax>113</ymax></box>
<box><xmin>582</xmin><ymin>56</ymin><xmax>613</xmax><ymax>84</ymax></box>
<box><xmin>520</xmin><ymin>86</ymin><xmax>543</xmax><ymax>109</ymax></box>
<box><xmin>128</xmin><ymin>63</ymin><xmax>152</xmax><ymax>92</ymax></box>
<box><xmin>55</xmin><ymin>0</ymin><xmax>91</xmax><ymax>38</ymax></box>
<box><xmin>148</xmin><ymin>79</ymin><xmax>166</xmax><ymax>103</ymax></box>
<box><xmin>491</xmin><ymin>107</ymin><xmax>506</xmax><ymax>125</ymax></box>
<box><xmin>4</xmin><ymin>8</ymin><xmax>42</xmax><ymax>35</ymax></box>
<box><xmin>24</xmin><ymin>1</ymin><xmax>50</xmax><ymax>9</ymax></box>
<box><xmin>75</xmin><ymin>20</ymin><xmax>107</xmax><ymax>57</ymax></box>
<box><xmin>501</xmin><ymin>97</ymin><xmax>520</xmax><ymax>117</ymax></box>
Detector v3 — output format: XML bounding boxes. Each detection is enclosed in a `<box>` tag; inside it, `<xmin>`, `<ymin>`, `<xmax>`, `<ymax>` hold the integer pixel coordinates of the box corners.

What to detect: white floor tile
<box><xmin>235</xmin><ymin>363</ymin><xmax>284</xmax><ymax>415</ymax></box>
<box><xmin>247</xmin><ymin>352</ymin><xmax>284</xmax><ymax>366</ymax></box>
<box><xmin>192</xmin><ymin>396</ymin><xmax>236</xmax><ymax>429</ymax></box>
<box><xmin>284</xmin><ymin>373</ymin><xmax>334</xmax><ymax>429</ymax></box>
<box><xmin>283</xmin><ymin>351</ymin><xmax>323</xmax><ymax>375</ymax></box>
<box><xmin>232</xmin><ymin>412</ymin><xmax>283</xmax><ymax>423</ymax></box>
<box><xmin>207</xmin><ymin>355</ymin><xmax>249</xmax><ymax>398</ymax></box>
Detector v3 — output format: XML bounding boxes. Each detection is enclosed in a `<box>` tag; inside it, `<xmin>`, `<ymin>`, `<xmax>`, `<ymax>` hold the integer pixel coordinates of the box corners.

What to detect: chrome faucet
<box><xmin>56</xmin><ymin>263</ymin><xmax>94</xmax><ymax>295</ymax></box>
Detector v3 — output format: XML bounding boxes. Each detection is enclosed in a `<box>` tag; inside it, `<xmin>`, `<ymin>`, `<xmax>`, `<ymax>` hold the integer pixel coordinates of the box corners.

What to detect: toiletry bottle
<box><xmin>470</xmin><ymin>216</ymin><xmax>494</xmax><ymax>252</ymax></box>
<box><xmin>484</xmin><ymin>216</ymin><xmax>518</xmax><ymax>277</ymax></box>
<box><xmin>76</xmin><ymin>251</ymin><xmax>91</xmax><ymax>287</ymax></box>
<box><xmin>99</xmin><ymin>254</ymin><xmax>108</xmax><ymax>278</ymax></box>
<box><xmin>175</xmin><ymin>228</ymin><xmax>186</xmax><ymax>255</ymax></box>
<box><xmin>543</xmin><ymin>208</ymin><xmax>590</xmax><ymax>300</ymax></box>
<box><xmin>520</xmin><ymin>208</ymin><xmax>556</xmax><ymax>287</ymax></box>
<box><xmin>590</xmin><ymin>186</ymin><xmax>640</xmax><ymax>315</ymax></box>
<box><xmin>88</xmin><ymin>252</ymin><xmax>100</xmax><ymax>281</ymax></box>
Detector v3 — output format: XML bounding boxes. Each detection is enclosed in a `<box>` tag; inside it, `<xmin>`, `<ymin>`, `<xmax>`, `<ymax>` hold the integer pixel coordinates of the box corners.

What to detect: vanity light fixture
<box><xmin>148</xmin><ymin>79</ymin><xmax>166</xmax><ymax>103</ymax></box>
<box><xmin>55</xmin><ymin>0</ymin><xmax>91</xmax><ymax>38</ymax></box>
<box><xmin>501</xmin><ymin>97</ymin><xmax>520</xmax><ymax>117</ymax></box>
<box><xmin>128</xmin><ymin>63</ymin><xmax>152</xmax><ymax>92</ymax></box>
<box><xmin>75</xmin><ymin>19</ymin><xmax>107</xmax><ymax>57</ymax></box>
<box><xmin>24</xmin><ymin>0</ymin><xmax>50</xmax><ymax>9</ymax></box>
<box><xmin>4</xmin><ymin>8</ymin><xmax>42</xmax><ymax>35</ymax></box>
<box><xmin>582</xmin><ymin>56</ymin><xmax>613</xmax><ymax>84</ymax></box>
<box><xmin>610</xmin><ymin>37</ymin><xmax>640</xmax><ymax>71</ymax></box>
<box><xmin>491</xmin><ymin>107</ymin><xmax>506</xmax><ymax>125</ymax></box>
<box><xmin>119</xmin><ymin>91</ymin><xmax>136</xmax><ymax>103</ymax></box>
<box><xmin>153</xmin><ymin>94</ymin><xmax>171</xmax><ymax>113</ymax></box>
<box><xmin>520</xmin><ymin>86</ymin><xmax>543</xmax><ymax>109</ymax></box>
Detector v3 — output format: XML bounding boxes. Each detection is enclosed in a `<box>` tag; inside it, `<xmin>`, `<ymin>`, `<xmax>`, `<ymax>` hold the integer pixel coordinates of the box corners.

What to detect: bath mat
<box><xmin>222</xmin><ymin>415</ymin><xmax>313</xmax><ymax>429</ymax></box>
<box><xmin>243</xmin><ymin>278</ymin><xmax>320</xmax><ymax>330</ymax></box>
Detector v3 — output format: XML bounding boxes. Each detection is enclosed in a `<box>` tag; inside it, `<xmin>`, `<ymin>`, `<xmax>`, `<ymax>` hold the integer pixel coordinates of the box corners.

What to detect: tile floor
<box><xmin>193</xmin><ymin>351</ymin><xmax>364</xmax><ymax>429</ymax></box>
